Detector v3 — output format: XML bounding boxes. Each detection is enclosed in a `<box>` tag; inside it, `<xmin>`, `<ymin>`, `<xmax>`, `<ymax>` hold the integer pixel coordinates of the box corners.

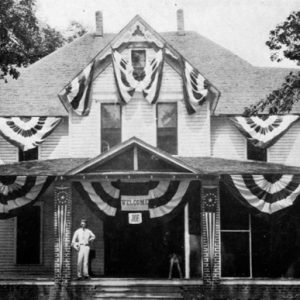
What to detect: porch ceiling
<box><xmin>1</xmin><ymin>156</ymin><xmax>300</xmax><ymax>176</ymax></box>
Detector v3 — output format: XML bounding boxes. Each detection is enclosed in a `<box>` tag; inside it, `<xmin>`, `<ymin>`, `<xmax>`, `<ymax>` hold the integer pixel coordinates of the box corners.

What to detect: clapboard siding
<box><xmin>40</xmin><ymin>118</ymin><xmax>69</xmax><ymax>159</ymax></box>
<box><xmin>0</xmin><ymin>218</ymin><xmax>15</xmax><ymax>269</ymax></box>
<box><xmin>0</xmin><ymin>135</ymin><xmax>17</xmax><ymax>163</ymax></box>
<box><xmin>69</xmin><ymin>102</ymin><xmax>101</xmax><ymax>158</ymax></box>
<box><xmin>211</xmin><ymin>116</ymin><xmax>246</xmax><ymax>159</ymax></box>
<box><xmin>268</xmin><ymin>120</ymin><xmax>300</xmax><ymax>166</ymax></box>
<box><xmin>0</xmin><ymin>185</ymin><xmax>54</xmax><ymax>276</ymax></box>
<box><xmin>178</xmin><ymin>101</ymin><xmax>210</xmax><ymax>156</ymax></box>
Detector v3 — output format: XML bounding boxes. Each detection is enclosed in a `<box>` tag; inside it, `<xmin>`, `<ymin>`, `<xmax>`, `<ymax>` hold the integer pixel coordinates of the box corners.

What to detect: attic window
<box><xmin>131</xmin><ymin>50</ymin><xmax>146</xmax><ymax>81</ymax></box>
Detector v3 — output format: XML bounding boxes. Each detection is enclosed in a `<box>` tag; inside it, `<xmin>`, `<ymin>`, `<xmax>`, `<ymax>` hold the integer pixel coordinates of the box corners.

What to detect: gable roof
<box><xmin>1</xmin><ymin>155</ymin><xmax>300</xmax><ymax>176</ymax></box>
<box><xmin>1</xmin><ymin>16</ymin><xmax>299</xmax><ymax>116</ymax></box>
<box><xmin>66</xmin><ymin>137</ymin><xmax>198</xmax><ymax>175</ymax></box>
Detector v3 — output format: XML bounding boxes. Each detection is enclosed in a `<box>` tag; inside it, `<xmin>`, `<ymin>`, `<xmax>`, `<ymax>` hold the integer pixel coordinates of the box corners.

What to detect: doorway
<box><xmin>104</xmin><ymin>211</ymin><xmax>184</xmax><ymax>278</ymax></box>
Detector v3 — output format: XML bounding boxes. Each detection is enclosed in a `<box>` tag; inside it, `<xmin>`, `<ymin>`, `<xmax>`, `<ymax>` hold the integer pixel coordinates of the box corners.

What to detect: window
<box><xmin>16</xmin><ymin>204</ymin><xmax>42</xmax><ymax>264</ymax></box>
<box><xmin>131</xmin><ymin>49</ymin><xmax>146</xmax><ymax>81</ymax></box>
<box><xmin>157</xmin><ymin>103</ymin><xmax>177</xmax><ymax>154</ymax></box>
<box><xmin>19</xmin><ymin>147</ymin><xmax>38</xmax><ymax>161</ymax></box>
<box><xmin>220</xmin><ymin>183</ymin><xmax>300</xmax><ymax>278</ymax></box>
<box><xmin>247</xmin><ymin>140</ymin><xmax>267</xmax><ymax>161</ymax></box>
<box><xmin>101</xmin><ymin>104</ymin><xmax>121</xmax><ymax>152</ymax></box>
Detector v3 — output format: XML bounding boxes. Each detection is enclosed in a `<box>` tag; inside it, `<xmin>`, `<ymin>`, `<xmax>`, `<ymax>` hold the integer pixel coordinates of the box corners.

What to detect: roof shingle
<box><xmin>1</xmin><ymin>28</ymin><xmax>299</xmax><ymax>116</ymax></box>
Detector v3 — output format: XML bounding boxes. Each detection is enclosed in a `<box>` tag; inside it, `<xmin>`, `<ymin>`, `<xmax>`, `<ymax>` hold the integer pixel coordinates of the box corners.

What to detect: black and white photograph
<box><xmin>1</xmin><ymin>0</ymin><xmax>300</xmax><ymax>299</ymax></box>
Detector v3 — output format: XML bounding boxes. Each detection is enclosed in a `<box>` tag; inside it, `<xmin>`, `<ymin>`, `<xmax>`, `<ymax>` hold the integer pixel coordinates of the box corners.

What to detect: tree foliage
<box><xmin>64</xmin><ymin>21</ymin><xmax>88</xmax><ymax>43</ymax></box>
<box><xmin>0</xmin><ymin>0</ymin><xmax>81</xmax><ymax>82</ymax></box>
<box><xmin>244</xmin><ymin>11</ymin><xmax>300</xmax><ymax>116</ymax></box>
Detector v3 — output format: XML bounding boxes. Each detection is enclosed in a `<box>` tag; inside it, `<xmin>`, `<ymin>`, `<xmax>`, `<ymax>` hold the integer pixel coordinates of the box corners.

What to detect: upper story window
<box><xmin>131</xmin><ymin>49</ymin><xmax>146</xmax><ymax>81</ymax></box>
<box><xmin>101</xmin><ymin>104</ymin><xmax>121</xmax><ymax>152</ymax></box>
<box><xmin>19</xmin><ymin>148</ymin><xmax>38</xmax><ymax>161</ymax></box>
<box><xmin>16</xmin><ymin>203</ymin><xmax>42</xmax><ymax>264</ymax></box>
<box><xmin>247</xmin><ymin>140</ymin><xmax>267</xmax><ymax>161</ymax></box>
<box><xmin>157</xmin><ymin>103</ymin><xmax>177</xmax><ymax>155</ymax></box>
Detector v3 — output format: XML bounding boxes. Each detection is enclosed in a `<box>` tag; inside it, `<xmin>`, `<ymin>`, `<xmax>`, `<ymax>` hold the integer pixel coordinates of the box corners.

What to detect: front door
<box><xmin>104</xmin><ymin>211</ymin><xmax>184</xmax><ymax>278</ymax></box>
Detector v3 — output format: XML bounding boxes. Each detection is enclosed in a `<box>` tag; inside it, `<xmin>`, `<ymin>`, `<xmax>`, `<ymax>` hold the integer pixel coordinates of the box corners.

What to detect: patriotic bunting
<box><xmin>59</xmin><ymin>61</ymin><xmax>95</xmax><ymax>116</ymax></box>
<box><xmin>55</xmin><ymin>188</ymin><xmax>69</xmax><ymax>278</ymax></box>
<box><xmin>0</xmin><ymin>117</ymin><xmax>62</xmax><ymax>151</ymax></box>
<box><xmin>0</xmin><ymin>176</ymin><xmax>53</xmax><ymax>219</ymax></box>
<box><xmin>182</xmin><ymin>60</ymin><xmax>209</xmax><ymax>115</ymax></box>
<box><xmin>203</xmin><ymin>187</ymin><xmax>218</xmax><ymax>279</ymax></box>
<box><xmin>112</xmin><ymin>48</ymin><xmax>164</xmax><ymax>104</ymax></box>
<box><xmin>230</xmin><ymin>115</ymin><xmax>300</xmax><ymax>149</ymax></box>
<box><xmin>74</xmin><ymin>180</ymin><xmax>193</xmax><ymax>221</ymax></box>
<box><xmin>223</xmin><ymin>174</ymin><xmax>300</xmax><ymax>215</ymax></box>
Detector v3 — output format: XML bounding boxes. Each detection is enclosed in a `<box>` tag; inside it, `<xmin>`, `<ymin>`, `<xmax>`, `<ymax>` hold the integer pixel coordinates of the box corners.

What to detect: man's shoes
<box><xmin>76</xmin><ymin>277</ymin><xmax>83</xmax><ymax>281</ymax></box>
<box><xmin>84</xmin><ymin>276</ymin><xmax>90</xmax><ymax>280</ymax></box>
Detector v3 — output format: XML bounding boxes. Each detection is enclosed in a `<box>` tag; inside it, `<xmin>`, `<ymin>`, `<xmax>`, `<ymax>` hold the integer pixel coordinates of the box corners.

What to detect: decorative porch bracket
<box><xmin>54</xmin><ymin>181</ymin><xmax>72</xmax><ymax>285</ymax></box>
<box><xmin>201</xmin><ymin>176</ymin><xmax>220</xmax><ymax>284</ymax></box>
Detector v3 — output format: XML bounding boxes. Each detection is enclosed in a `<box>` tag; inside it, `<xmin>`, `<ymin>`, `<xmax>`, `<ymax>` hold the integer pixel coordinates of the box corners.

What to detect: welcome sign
<box><xmin>121</xmin><ymin>197</ymin><xmax>149</xmax><ymax>211</ymax></box>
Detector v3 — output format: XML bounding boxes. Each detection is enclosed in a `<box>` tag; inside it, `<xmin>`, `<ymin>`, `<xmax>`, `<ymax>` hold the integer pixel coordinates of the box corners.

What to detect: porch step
<box><xmin>92</xmin><ymin>285</ymin><xmax>183</xmax><ymax>300</ymax></box>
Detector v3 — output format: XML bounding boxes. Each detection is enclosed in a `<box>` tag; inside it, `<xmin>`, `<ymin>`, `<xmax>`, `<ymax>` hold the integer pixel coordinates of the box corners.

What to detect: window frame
<box><xmin>101</xmin><ymin>103</ymin><xmax>122</xmax><ymax>153</ymax></box>
<box><xmin>220</xmin><ymin>213</ymin><xmax>253</xmax><ymax>279</ymax></box>
<box><xmin>14</xmin><ymin>202</ymin><xmax>43</xmax><ymax>265</ymax></box>
<box><xmin>156</xmin><ymin>102</ymin><xmax>178</xmax><ymax>155</ymax></box>
<box><xmin>18</xmin><ymin>147</ymin><xmax>39</xmax><ymax>162</ymax></box>
<box><xmin>246</xmin><ymin>140</ymin><xmax>268</xmax><ymax>162</ymax></box>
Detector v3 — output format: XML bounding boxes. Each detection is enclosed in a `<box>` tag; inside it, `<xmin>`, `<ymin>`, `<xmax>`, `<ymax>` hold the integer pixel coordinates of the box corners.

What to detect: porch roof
<box><xmin>1</xmin><ymin>156</ymin><xmax>300</xmax><ymax>176</ymax></box>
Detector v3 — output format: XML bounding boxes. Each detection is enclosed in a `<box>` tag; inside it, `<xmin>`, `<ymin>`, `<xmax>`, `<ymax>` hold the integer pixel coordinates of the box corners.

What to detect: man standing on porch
<box><xmin>72</xmin><ymin>218</ymin><xmax>96</xmax><ymax>280</ymax></box>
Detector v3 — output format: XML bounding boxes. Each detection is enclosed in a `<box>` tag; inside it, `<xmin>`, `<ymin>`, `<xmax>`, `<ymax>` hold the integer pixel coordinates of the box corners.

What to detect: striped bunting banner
<box><xmin>0</xmin><ymin>117</ymin><xmax>62</xmax><ymax>151</ymax></box>
<box><xmin>0</xmin><ymin>176</ymin><xmax>54</xmax><ymax>218</ymax></box>
<box><xmin>59</xmin><ymin>61</ymin><xmax>95</xmax><ymax>116</ymax></box>
<box><xmin>223</xmin><ymin>174</ymin><xmax>300</xmax><ymax>215</ymax></box>
<box><xmin>230</xmin><ymin>115</ymin><xmax>300</xmax><ymax>149</ymax></box>
<box><xmin>182</xmin><ymin>60</ymin><xmax>209</xmax><ymax>115</ymax></box>
<box><xmin>111</xmin><ymin>48</ymin><xmax>164</xmax><ymax>104</ymax></box>
<box><xmin>74</xmin><ymin>180</ymin><xmax>194</xmax><ymax>221</ymax></box>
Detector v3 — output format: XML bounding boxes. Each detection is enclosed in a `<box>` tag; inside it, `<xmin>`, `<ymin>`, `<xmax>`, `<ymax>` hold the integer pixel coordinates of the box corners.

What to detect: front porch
<box><xmin>1</xmin><ymin>138</ymin><xmax>300</xmax><ymax>299</ymax></box>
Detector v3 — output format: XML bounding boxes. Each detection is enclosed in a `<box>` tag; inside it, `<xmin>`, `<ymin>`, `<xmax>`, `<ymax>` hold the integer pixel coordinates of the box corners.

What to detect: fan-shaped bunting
<box><xmin>74</xmin><ymin>180</ymin><xmax>194</xmax><ymax>220</ymax></box>
<box><xmin>0</xmin><ymin>176</ymin><xmax>53</xmax><ymax>218</ymax></box>
<box><xmin>223</xmin><ymin>174</ymin><xmax>300</xmax><ymax>214</ymax></box>
<box><xmin>230</xmin><ymin>115</ymin><xmax>300</xmax><ymax>149</ymax></box>
<box><xmin>0</xmin><ymin>117</ymin><xmax>62</xmax><ymax>151</ymax></box>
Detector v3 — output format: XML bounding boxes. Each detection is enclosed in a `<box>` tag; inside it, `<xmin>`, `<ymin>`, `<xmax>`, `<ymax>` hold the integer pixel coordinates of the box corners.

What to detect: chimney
<box><xmin>95</xmin><ymin>11</ymin><xmax>103</xmax><ymax>36</ymax></box>
<box><xmin>177</xmin><ymin>9</ymin><xmax>185</xmax><ymax>36</ymax></box>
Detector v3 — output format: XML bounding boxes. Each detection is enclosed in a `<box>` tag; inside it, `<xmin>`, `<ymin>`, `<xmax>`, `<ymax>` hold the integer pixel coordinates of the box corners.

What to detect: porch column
<box><xmin>201</xmin><ymin>175</ymin><xmax>220</xmax><ymax>284</ymax></box>
<box><xmin>54</xmin><ymin>180</ymin><xmax>72</xmax><ymax>285</ymax></box>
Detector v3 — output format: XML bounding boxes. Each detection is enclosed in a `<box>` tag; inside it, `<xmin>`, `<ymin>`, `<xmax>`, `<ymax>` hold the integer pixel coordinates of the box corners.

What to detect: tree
<box><xmin>0</xmin><ymin>0</ymin><xmax>64</xmax><ymax>81</ymax></box>
<box><xmin>244</xmin><ymin>11</ymin><xmax>300</xmax><ymax>116</ymax></box>
<box><xmin>63</xmin><ymin>21</ymin><xmax>87</xmax><ymax>43</ymax></box>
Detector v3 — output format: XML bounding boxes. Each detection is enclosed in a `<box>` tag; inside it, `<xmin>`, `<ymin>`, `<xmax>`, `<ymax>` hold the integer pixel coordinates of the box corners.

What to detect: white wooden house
<box><xmin>1</xmin><ymin>10</ymin><xmax>300</xmax><ymax>300</ymax></box>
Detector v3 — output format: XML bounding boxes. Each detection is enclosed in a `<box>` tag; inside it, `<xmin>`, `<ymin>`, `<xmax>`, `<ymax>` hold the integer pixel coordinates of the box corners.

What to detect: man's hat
<box><xmin>80</xmin><ymin>218</ymin><xmax>87</xmax><ymax>223</ymax></box>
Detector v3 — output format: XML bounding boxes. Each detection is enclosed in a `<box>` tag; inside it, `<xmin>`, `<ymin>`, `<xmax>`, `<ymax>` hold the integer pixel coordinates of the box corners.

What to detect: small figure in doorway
<box><xmin>168</xmin><ymin>253</ymin><xmax>183</xmax><ymax>279</ymax></box>
<box><xmin>72</xmin><ymin>218</ymin><xmax>96</xmax><ymax>280</ymax></box>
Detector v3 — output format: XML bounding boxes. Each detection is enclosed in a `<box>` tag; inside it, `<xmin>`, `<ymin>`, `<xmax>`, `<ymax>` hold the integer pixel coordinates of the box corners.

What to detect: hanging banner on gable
<box><xmin>0</xmin><ymin>117</ymin><xmax>62</xmax><ymax>151</ymax></box>
<box><xmin>222</xmin><ymin>174</ymin><xmax>300</xmax><ymax>215</ymax></box>
<box><xmin>59</xmin><ymin>61</ymin><xmax>95</xmax><ymax>116</ymax></box>
<box><xmin>230</xmin><ymin>115</ymin><xmax>300</xmax><ymax>149</ymax></box>
<box><xmin>0</xmin><ymin>176</ymin><xmax>53</xmax><ymax>219</ymax></box>
<box><xmin>111</xmin><ymin>48</ymin><xmax>164</xmax><ymax>104</ymax></box>
<box><xmin>182</xmin><ymin>59</ymin><xmax>209</xmax><ymax>115</ymax></box>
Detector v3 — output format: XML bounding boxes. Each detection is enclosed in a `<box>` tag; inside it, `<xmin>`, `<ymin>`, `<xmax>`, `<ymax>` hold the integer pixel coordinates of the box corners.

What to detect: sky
<box><xmin>35</xmin><ymin>0</ymin><xmax>300</xmax><ymax>68</ymax></box>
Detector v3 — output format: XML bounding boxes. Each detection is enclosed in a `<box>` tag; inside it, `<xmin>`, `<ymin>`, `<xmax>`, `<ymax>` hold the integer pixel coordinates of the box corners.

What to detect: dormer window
<box><xmin>131</xmin><ymin>50</ymin><xmax>146</xmax><ymax>81</ymax></box>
